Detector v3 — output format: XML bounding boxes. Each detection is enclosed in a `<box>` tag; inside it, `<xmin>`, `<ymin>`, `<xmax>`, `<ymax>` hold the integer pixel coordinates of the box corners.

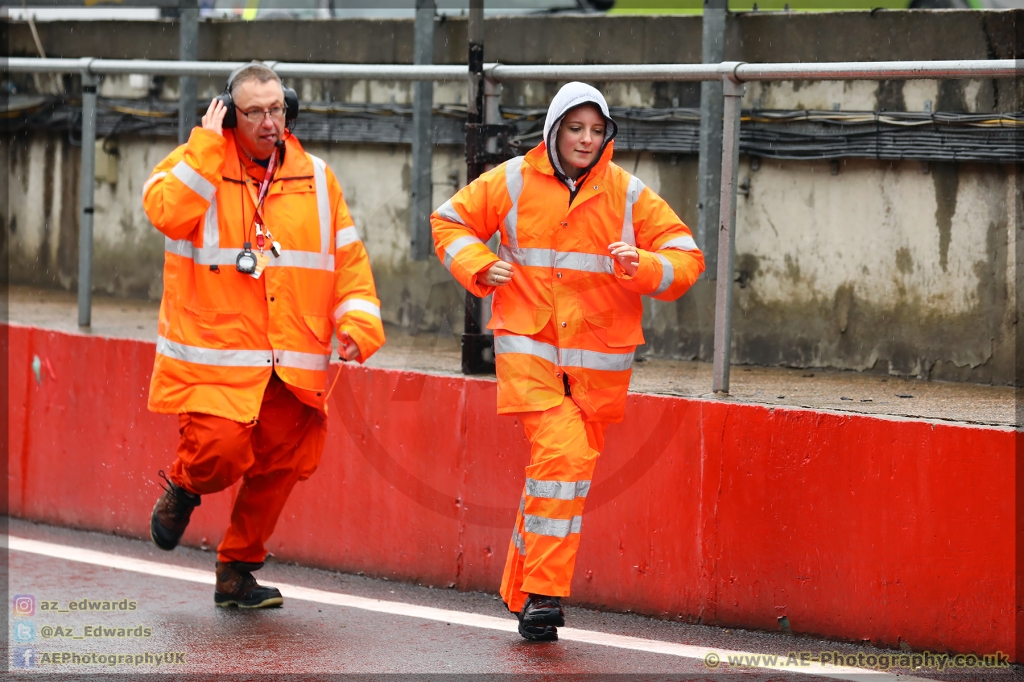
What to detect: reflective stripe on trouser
<box><xmin>499</xmin><ymin>396</ymin><xmax>608</xmax><ymax>614</ymax></box>
<box><xmin>170</xmin><ymin>373</ymin><xmax>327</xmax><ymax>564</ymax></box>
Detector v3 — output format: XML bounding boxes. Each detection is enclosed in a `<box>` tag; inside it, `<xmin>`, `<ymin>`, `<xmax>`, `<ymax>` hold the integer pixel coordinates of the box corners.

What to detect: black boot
<box><xmin>214</xmin><ymin>561</ymin><xmax>284</xmax><ymax>609</ymax></box>
<box><xmin>150</xmin><ymin>470</ymin><xmax>201</xmax><ymax>551</ymax></box>
<box><xmin>517</xmin><ymin>594</ymin><xmax>564</xmax><ymax>641</ymax></box>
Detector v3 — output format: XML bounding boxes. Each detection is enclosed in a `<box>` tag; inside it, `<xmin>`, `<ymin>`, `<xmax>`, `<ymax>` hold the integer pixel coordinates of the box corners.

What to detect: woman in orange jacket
<box><xmin>431</xmin><ymin>82</ymin><xmax>705</xmax><ymax>640</ymax></box>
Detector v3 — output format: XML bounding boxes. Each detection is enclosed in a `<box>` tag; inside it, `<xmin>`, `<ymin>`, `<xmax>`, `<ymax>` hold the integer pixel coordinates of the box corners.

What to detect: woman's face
<box><xmin>555</xmin><ymin>104</ymin><xmax>606</xmax><ymax>178</ymax></box>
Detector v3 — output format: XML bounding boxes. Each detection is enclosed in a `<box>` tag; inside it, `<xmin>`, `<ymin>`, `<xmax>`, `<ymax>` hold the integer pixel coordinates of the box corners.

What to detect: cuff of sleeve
<box><xmin>186</xmin><ymin>127</ymin><xmax>227</xmax><ymax>162</ymax></box>
<box><xmin>462</xmin><ymin>257</ymin><xmax>500</xmax><ymax>298</ymax></box>
<box><xmin>614</xmin><ymin>249</ymin><xmax>659</xmax><ymax>293</ymax></box>
<box><xmin>339</xmin><ymin>325</ymin><xmax>370</xmax><ymax>364</ymax></box>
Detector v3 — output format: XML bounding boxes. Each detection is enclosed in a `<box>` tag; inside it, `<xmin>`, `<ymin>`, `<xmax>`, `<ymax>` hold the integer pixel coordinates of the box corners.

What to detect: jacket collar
<box><xmin>525</xmin><ymin>139</ymin><xmax>615</xmax><ymax>180</ymax></box>
<box><xmin>222</xmin><ymin>130</ymin><xmax>311</xmax><ymax>181</ymax></box>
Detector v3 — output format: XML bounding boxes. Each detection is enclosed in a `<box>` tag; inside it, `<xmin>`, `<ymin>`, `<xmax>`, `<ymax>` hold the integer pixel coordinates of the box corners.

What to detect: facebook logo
<box><xmin>12</xmin><ymin>620</ymin><xmax>35</xmax><ymax>642</ymax></box>
<box><xmin>12</xmin><ymin>647</ymin><xmax>36</xmax><ymax>668</ymax></box>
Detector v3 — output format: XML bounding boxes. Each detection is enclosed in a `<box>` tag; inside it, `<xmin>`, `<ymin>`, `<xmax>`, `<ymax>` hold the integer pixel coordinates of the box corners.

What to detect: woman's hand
<box><xmin>608</xmin><ymin>242</ymin><xmax>640</xmax><ymax>277</ymax></box>
<box><xmin>339</xmin><ymin>331</ymin><xmax>360</xmax><ymax>362</ymax></box>
<box><xmin>476</xmin><ymin>260</ymin><xmax>514</xmax><ymax>287</ymax></box>
<box><xmin>201</xmin><ymin>98</ymin><xmax>228</xmax><ymax>136</ymax></box>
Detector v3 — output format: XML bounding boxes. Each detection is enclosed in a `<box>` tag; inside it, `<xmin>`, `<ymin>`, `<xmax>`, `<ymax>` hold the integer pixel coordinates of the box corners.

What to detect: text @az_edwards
<box><xmin>39</xmin><ymin>624</ymin><xmax>153</xmax><ymax>639</ymax></box>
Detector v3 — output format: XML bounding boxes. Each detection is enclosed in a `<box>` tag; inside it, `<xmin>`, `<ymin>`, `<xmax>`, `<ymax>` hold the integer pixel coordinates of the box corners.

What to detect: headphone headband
<box><xmin>216</xmin><ymin>61</ymin><xmax>298</xmax><ymax>131</ymax></box>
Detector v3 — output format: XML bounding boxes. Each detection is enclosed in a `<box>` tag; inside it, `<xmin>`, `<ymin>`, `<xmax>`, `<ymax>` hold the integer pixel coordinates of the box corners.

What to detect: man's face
<box><xmin>232</xmin><ymin>78</ymin><xmax>286</xmax><ymax>160</ymax></box>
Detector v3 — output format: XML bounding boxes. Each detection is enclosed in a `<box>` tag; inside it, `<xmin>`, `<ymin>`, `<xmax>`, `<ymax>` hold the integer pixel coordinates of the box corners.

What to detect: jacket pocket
<box><xmin>302</xmin><ymin>314</ymin><xmax>334</xmax><ymax>347</ymax></box>
<box><xmin>487</xmin><ymin>299</ymin><xmax>552</xmax><ymax>335</ymax></box>
<box><xmin>183</xmin><ymin>302</ymin><xmax>242</xmax><ymax>326</ymax></box>
<box><xmin>182</xmin><ymin>303</ymin><xmax>245</xmax><ymax>344</ymax></box>
<box><xmin>584</xmin><ymin>314</ymin><xmax>645</xmax><ymax>348</ymax></box>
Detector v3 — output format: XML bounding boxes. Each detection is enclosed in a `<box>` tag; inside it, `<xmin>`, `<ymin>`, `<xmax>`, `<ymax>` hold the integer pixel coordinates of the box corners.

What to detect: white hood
<box><xmin>543</xmin><ymin>81</ymin><xmax>617</xmax><ymax>186</ymax></box>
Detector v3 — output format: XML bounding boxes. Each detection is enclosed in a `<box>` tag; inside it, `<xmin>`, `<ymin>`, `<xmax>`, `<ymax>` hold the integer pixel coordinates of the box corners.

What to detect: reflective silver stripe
<box><xmin>206</xmin><ymin>195</ymin><xmax>220</xmax><ymax>246</ymax></box>
<box><xmin>267</xmin><ymin>251</ymin><xmax>335</xmax><ymax>271</ymax></box>
<box><xmin>436</xmin><ymin>199</ymin><xmax>467</xmax><ymax>226</ymax></box>
<box><xmin>498</xmin><ymin>245</ymin><xmax>614</xmax><ymax>275</ymax></box>
<box><xmin>555</xmin><ymin>250</ymin><xmax>614</xmax><ymax>275</ymax></box>
<box><xmin>503</xmin><ymin>156</ymin><xmax>525</xmax><ymax>248</ymax></box>
<box><xmin>308</xmin><ymin>153</ymin><xmax>332</xmax><ymax>254</ymax></box>
<box><xmin>157</xmin><ymin>336</ymin><xmax>273</xmax><ymax>367</ymax></box>
<box><xmin>526</xmin><ymin>478</ymin><xmax>591</xmax><ymax>501</ymax></box>
<box><xmin>496</xmin><ymin>336</ymin><xmax>632</xmax><ymax>371</ymax></box>
<box><xmin>335</xmin><ymin>225</ymin><xmax>361</xmax><ymax>249</ymax></box>
<box><xmin>275</xmin><ymin>349</ymin><xmax>330</xmax><ymax>372</ymax></box>
<box><xmin>560</xmin><ymin>347</ymin><xmax>634</xmax><ymax>372</ymax></box>
<box><xmin>512</xmin><ymin>527</ymin><xmax>526</xmax><ymax>556</ymax></box>
<box><xmin>621</xmin><ymin>175</ymin><xmax>645</xmax><ymax>246</ymax></box>
<box><xmin>164</xmin><ymin>236</ymin><xmax>237</xmax><ymax>266</ymax></box>
<box><xmin>443</xmin><ymin>235</ymin><xmax>485</xmax><ymax>271</ymax></box>
<box><xmin>142</xmin><ymin>171</ymin><xmax>167</xmax><ymax>198</ymax></box>
<box><xmin>170</xmin><ymin>160</ymin><xmax>216</xmax><ymax>202</ymax></box>
<box><xmin>164</xmin><ymin>241</ymin><xmax>333</xmax><ymax>271</ymax></box>
<box><xmin>498</xmin><ymin>244</ymin><xmax>554</xmax><ymax>268</ymax></box>
<box><xmin>653</xmin><ymin>253</ymin><xmax>674</xmax><ymax>296</ymax></box>
<box><xmin>494</xmin><ymin>335</ymin><xmax>558</xmax><ymax>365</ymax></box>
<box><xmin>523</xmin><ymin>514</ymin><xmax>583</xmax><ymax>538</ymax></box>
<box><xmin>660</xmin><ymin>235</ymin><xmax>699</xmax><ymax>251</ymax></box>
<box><xmin>334</xmin><ymin>298</ymin><xmax>381</xmax><ymax>321</ymax></box>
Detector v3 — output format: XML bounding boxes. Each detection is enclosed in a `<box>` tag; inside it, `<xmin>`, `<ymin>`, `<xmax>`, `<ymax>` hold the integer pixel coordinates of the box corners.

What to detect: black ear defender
<box><xmin>214</xmin><ymin>61</ymin><xmax>299</xmax><ymax>130</ymax></box>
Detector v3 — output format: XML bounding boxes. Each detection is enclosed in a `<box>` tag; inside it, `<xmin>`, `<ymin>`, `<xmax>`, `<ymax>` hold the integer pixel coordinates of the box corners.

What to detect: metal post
<box><xmin>461</xmin><ymin>0</ymin><xmax>493</xmax><ymax>375</ymax></box>
<box><xmin>712</xmin><ymin>75</ymin><xmax>744</xmax><ymax>394</ymax></box>
<box><xmin>697</xmin><ymin>0</ymin><xmax>726</xmax><ymax>276</ymax></box>
<box><xmin>409</xmin><ymin>0</ymin><xmax>435</xmax><ymax>260</ymax></box>
<box><xmin>177</xmin><ymin>0</ymin><xmax>199</xmax><ymax>144</ymax></box>
<box><xmin>78</xmin><ymin>68</ymin><xmax>99</xmax><ymax>328</ymax></box>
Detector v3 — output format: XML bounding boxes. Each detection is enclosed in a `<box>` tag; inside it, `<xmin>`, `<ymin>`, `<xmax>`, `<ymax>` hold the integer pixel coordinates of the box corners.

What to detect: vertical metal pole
<box><xmin>480</xmin><ymin>76</ymin><xmax>502</xmax><ymax>331</ymax></box>
<box><xmin>712</xmin><ymin>76</ymin><xmax>744</xmax><ymax>394</ymax></box>
<box><xmin>78</xmin><ymin>70</ymin><xmax>99</xmax><ymax>328</ymax></box>
<box><xmin>178</xmin><ymin>0</ymin><xmax>199</xmax><ymax>144</ymax></box>
<box><xmin>410</xmin><ymin>0</ymin><xmax>435</xmax><ymax>260</ymax></box>
<box><xmin>462</xmin><ymin>0</ymin><xmax>492</xmax><ymax>375</ymax></box>
<box><xmin>697</xmin><ymin>0</ymin><xmax>727</xmax><ymax>276</ymax></box>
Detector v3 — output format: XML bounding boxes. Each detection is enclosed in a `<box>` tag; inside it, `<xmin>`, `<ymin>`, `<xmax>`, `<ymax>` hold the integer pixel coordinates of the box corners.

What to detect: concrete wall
<box><xmin>3</xmin><ymin>11</ymin><xmax>1021</xmax><ymax>383</ymax></box>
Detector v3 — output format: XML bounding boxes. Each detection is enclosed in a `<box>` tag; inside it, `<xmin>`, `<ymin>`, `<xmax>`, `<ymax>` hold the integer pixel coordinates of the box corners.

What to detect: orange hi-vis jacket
<box><xmin>431</xmin><ymin>140</ymin><xmax>705</xmax><ymax>422</ymax></box>
<box><xmin>144</xmin><ymin>127</ymin><xmax>384</xmax><ymax>422</ymax></box>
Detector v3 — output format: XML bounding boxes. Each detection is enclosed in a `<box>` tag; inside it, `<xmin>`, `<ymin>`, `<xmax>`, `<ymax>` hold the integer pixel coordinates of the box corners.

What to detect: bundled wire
<box><xmin>4</xmin><ymin>96</ymin><xmax>1022</xmax><ymax>163</ymax></box>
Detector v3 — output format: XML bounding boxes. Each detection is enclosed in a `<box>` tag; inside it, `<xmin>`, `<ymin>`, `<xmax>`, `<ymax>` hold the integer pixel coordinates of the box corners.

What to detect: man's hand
<box><xmin>201</xmin><ymin>98</ymin><xmax>228</xmax><ymax>136</ymax></box>
<box><xmin>609</xmin><ymin>242</ymin><xmax>640</xmax><ymax>277</ymax></box>
<box><xmin>339</xmin><ymin>331</ymin><xmax>360</xmax><ymax>362</ymax></box>
<box><xmin>476</xmin><ymin>260</ymin><xmax>514</xmax><ymax>287</ymax></box>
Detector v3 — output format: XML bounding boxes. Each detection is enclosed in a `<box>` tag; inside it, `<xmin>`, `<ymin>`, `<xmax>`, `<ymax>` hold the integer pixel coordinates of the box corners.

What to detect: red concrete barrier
<box><xmin>5</xmin><ymin>323</ymin><xmax>1018</xmax><ymax>660</ymax></box>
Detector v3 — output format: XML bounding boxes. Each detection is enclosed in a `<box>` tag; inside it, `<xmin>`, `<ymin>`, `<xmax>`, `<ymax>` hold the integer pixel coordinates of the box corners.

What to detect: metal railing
<box><xmin>5</xmin><ymin>56</ymin><xmax>1020</xmax><ymax>393</ymax></box>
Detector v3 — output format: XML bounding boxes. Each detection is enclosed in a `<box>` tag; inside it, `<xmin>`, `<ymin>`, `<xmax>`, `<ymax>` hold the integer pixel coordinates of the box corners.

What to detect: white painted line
<box><xmin>7</xmin><ymin>535</ymin><xmax>935</xmax><ymax>681</ymax></box>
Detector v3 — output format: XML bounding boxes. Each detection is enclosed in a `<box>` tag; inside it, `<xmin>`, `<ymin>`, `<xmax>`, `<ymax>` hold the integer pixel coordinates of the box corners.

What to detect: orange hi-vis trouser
<box><xmin>500</xmin><ymin>396</ymin><xmax>609</xmax><ymax>614</ymax></box>
<box><xmin>169</xmin><ymin>373</ymin><xmax>327</xmax><ymax>565</ymax></box>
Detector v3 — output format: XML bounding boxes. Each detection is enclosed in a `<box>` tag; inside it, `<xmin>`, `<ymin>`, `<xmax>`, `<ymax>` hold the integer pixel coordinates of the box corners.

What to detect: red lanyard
<box><xmin>243</xmin><ymin>149</ymin><xmax>278</xmax><ymax>251</ymax></box>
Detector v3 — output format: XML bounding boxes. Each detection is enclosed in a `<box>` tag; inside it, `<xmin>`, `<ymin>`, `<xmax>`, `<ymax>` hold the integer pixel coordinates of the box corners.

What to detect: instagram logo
<box><xmin>12</xmin><ymin>595</ymin><xmax>35</xmax><ymax>617</ymax></box>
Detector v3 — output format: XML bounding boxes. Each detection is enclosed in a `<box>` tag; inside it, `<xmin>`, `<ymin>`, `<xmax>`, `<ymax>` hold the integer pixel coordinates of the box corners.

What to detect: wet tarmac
<box><xmin>5</xmin><ymin>518</ymin><xmax>1019</xmax><ymax>680</ymax></box>
<box><xmin>5</xmin><ymin>285</ymin><xmax>1015</xmax><ymax>427</ymax></box>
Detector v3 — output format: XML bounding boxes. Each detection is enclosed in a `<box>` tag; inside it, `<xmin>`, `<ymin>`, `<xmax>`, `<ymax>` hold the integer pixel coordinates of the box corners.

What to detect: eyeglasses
<box><xmin>239</xmin><ymin>107</ymin><xmax>285</xmax><ymax>123</ymax></box>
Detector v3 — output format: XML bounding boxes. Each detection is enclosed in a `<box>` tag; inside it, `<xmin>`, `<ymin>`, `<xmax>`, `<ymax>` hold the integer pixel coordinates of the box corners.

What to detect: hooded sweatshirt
<box><xmin>542</xmin><ymin>82</ymin><xmax>619</xmax><ymax>200</ymax></box>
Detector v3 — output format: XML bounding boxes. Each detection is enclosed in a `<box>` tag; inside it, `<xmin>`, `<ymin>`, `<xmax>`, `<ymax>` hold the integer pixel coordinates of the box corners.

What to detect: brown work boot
<box><xmin>214</xmin><ymin>561</ymin><xmax>284</xmax><ymax>609</ymax></box>
<box><xmin>150</xmin><ymin>470</ymin><xmax>201</xmax><ymax>551</ymax></box>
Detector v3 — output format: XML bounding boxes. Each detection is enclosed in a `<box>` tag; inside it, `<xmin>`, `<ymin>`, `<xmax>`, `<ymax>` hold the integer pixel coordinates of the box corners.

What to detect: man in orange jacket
<box><xmin>144</xmin><ymin>62</ymin><xmax>384</xmax><ymax>608</ymax></box>
<box><xmin>432</xmin><ymin>82</ymin><xmax>704</xmax><ymax>640</ymax></box>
